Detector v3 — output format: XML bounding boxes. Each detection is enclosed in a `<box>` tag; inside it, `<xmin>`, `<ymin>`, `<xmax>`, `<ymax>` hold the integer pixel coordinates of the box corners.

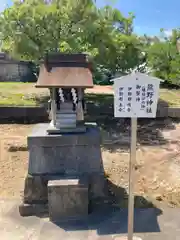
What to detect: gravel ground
<box><xmin>1</xmin><ymin>118</ymin><xmax>180</xmax><ymax>207</ymax></box>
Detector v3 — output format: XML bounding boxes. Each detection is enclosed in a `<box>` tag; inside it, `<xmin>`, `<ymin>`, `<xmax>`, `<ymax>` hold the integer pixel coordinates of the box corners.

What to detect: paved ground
<box><xmin>0</xmin><ymin>199</ymin><xmax>180</xmax><ymax>240</ymax></box>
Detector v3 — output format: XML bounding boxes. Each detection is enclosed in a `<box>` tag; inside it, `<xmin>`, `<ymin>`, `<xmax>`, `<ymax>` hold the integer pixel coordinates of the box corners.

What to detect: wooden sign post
<box><xmin>112</xmin><ymin>72</ymin><xmax>161</xmax><ymax>240</ymax></box>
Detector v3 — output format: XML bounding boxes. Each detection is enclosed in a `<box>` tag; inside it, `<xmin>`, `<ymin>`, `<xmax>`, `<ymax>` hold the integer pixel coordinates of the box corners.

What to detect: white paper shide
<box><xmin>113</xmin><ymin>73</ymin><xmax>161</xmax><ymax>118</ymax></box>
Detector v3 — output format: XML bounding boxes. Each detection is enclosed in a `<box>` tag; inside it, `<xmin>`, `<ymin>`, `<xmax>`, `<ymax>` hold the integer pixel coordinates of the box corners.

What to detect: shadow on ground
<box><xmin>47</xmin><ymin>178</ymin><xmax>162</xmax><ymax>235</ymax></box>
<box><xmin>85</xmin><ymin>93</ymin><xmax>180</xmax><ymax>152</ymax></box>
<box><xmin>19</xmin><ymin>175</ymin><xmax>162</xmax><ymax>236</ymax></box>
<box><xmin>4</xmin><ymin>179</ymin><xmax>162</xmax><ymax>237</ymax></box>
<box><xmin>0</xmin><ymin>93</ymin><xmax>179</xmax><ymax>152</ymax></box>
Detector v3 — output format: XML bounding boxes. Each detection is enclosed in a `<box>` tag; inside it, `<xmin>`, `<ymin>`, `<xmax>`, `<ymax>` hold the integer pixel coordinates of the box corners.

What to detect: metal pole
<box><xmin>128</xmin><ymin>117</ymin><xmax>137</xmax><ymax>240</ymax></box>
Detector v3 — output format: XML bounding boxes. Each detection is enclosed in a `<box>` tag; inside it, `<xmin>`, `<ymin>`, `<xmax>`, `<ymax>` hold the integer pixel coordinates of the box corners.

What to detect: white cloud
<box><xmin>164</xmin><ymin>29</ymin><xmax>173</xmax><ymax>37</ymax></box>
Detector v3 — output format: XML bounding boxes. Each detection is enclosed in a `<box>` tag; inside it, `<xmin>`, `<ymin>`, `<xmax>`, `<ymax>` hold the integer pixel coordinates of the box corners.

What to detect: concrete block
<box><xmin>28</xmin><ymin>123</ymin><xmax>104</xmax><ymax>175</ymax></box>
<box><xmin>21</xmin><ymin>173</ymin><xmax>106</xmax><ymax>210</ymax></box>
<box><xmin>88</xmin><ymin>173</ymin><xmax>107</xmax><ymax>199</ymax></box>
<box><xmin>168</xmin><ymin>107</ymin><xmax>180</xmax><ymax>118</ymax></box>
<box><xmin>28</xmin><ymin>123</ymin><xmax>101</xmax><ymax>146</ymax></box>
<box><xmin>19</xmin><ymin>203</ymin><xmax>48</xmax><ymax>217</ymax></box>
<box><xmin>156</xmin><ymin>106</ymin><xmax>168</xmax><ymax>117</ymax></box>
<box><xmin>28</xmin><ymin>146</ymin><xmax>103</xmax><ymax>175</ymax></box>
<box><xmin>23</xmin><ymin>175</ymin><xmax>48</xmax><ymax>204</ymax></box>
<box><xmin>48</xmin><ymin>178</ymin><xmax>88</xmax><ymax>222</ymax></box>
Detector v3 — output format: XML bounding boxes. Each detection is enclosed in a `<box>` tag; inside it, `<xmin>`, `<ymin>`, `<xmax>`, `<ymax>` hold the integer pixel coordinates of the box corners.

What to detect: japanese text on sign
<box><xmin>114</xmin><ymin>74</ymin><xmax>160</xmax><ymax>118</ymax></box>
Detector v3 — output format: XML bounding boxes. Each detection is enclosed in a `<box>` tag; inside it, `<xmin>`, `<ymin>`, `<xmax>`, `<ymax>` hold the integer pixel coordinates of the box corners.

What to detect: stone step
<box><xmin>56</xmin><ymin>116</ymin><xmax>76</xmax><ymax>121</ymax></box>
<box><xmin>56</xmin><ymin>117</ymin><xmax>76</xmax><ymax>122</ymax></box>
<box><xmin>56</xmin><ymin>113</ymin><xmax>77</xmax><ymax>128</ymax></box>
<box><xmin>48</xmin><ymin>178</ymin><xmax>89</xmax><ymax>222</ymax></box>
<box><xmin>56</xmin><ymin>112</ymin><xmax>76</xmax><ymax>117</ymax></box>
<box><xmin>55</xmin><ymin>124</ymin><xmax>76</xmax><ymax>129</ymax></box>
<box><xmin>56</xmin><ymin>121</ymin><xmax>76</xmax><ymax>128</ymax></box>
<box><xmin>57</xmin><ymin>109</ymin><xmax>76</xmax><ymax>113</ymax></box>
<box><xmin>56</xmin><ymin>117</ymin><xmax>76</xmax><ymax>123</ymax></box>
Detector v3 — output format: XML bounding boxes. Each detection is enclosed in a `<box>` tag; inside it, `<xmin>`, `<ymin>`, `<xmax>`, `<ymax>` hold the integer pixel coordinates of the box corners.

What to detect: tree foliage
<box><xmin>147</xmin><ymin>29</ymin><xmax>180</xmax><ymax>85</ymax></box>
<box><xmin>0</xmin><ymin>0</ymin><xmax>142</xmax><ymax>83</ymax></box>
<box><xmin>0</xmin><ymin>1</ymin><xmax>179</xmax><ymax>85</ymax></box>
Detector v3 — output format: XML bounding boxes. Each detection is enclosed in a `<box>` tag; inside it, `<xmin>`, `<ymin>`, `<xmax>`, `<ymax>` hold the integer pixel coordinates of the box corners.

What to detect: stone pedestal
<box><xmin>23</xmin><ymin>175</ymin><xmax>48</xmax><ymax>204</ymax></box>
<box><xmin>48</xmin><ymin>178</ymin><xmax>88</xmax><ymax>222</ymax></box>
<box><xmin>20</xmin><ymin>123</ymin><xmax>106</xmax><ymax>218</ymax></box>
<box><xmin>28</xmin><ymin>123</ymin><xmax>103</xmax><ymax>175</ymax></box>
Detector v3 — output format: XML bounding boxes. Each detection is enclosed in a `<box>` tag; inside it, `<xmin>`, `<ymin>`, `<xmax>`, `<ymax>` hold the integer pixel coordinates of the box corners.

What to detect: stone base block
<box><xmin>21</xmin><ymin>173</ymin><xmax>107</xmax><ymax>216</ymax></box>
<box><xmin>89</xmin><ymin>173</ymin><xmax>107</xmax><ymax>199</ymax></box>
<box><xmin>19</xmin><ymin>203</ymin><xmax>48</xmax><ymax>217</ymax></box>
<box><xmin>23</xmin><ymin>175</ymin><xmax>48</xmax><ymax>204</ymax></box>
<box><xmin>28</xmin><ymin>123</ymin><xmax>103</xmax><ymax>175</ymax></box>
<box><xmin>48</xmin><ymin>178</ymin><xmax>88</xmax><ymax>222</ymax></box>
<box><xmin>47</xmin><ymin>122</ymin><xmax>86</xmax><ymax>134</ymax></box>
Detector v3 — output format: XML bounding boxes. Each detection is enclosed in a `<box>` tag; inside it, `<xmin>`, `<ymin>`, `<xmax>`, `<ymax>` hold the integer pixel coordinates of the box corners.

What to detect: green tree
<box><xmin>0</xmin><ymin>0</ymin><xmax>142</xmax><ymax>83</ymax></box>
<box><xmin>147</xmin><ymin>28</ymin><xmax>180</xmax><ymax>85</ymax></box>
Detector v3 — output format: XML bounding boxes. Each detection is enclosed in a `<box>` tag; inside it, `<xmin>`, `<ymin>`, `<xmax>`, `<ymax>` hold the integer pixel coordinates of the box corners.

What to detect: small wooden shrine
<box><xmin>36</xmin><ymin>53</ymin><xmax>93</xmax><ymax>133</ymax></box>
<box><xmin>19</xmin><ymin>53</ymin><xmax>105</xmax><ymax>221</ymax></box>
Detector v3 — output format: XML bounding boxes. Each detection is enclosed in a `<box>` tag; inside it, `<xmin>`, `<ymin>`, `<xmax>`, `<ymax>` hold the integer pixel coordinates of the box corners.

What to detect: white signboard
<box><xmin>112</xmin><ymin>72</ymin><xmax>162</xmax><ymax>240</ymax></box>
<box><xmin>113</xmin><ymin>73</ymin><xmax>161</xmax><ymax>118</ymax></box>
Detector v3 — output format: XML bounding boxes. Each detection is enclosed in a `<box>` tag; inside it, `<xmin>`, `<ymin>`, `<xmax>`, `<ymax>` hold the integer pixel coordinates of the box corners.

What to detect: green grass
<box><xmin>0</xmin><ymin>95</ymin><xmax>36</xmax><ymax>106</ymax></box>
<box><xmin>86</xmin><ymin>89</ymin><xmax>180</xmax><ymax>107</ymax></box>
<box><xmin>0</xmin><ymin>82</ymin><xmax>47</xmax><ymax>106</ymax></box>
<box><xmin>159</xmin><ymin>89</ymin><xmax>180</xmax><ymax>107</ymax></box>
<box><xmin>0</xmin><ymin>82</ymin><xmax>180</xmax><ymax>107</ymax></box>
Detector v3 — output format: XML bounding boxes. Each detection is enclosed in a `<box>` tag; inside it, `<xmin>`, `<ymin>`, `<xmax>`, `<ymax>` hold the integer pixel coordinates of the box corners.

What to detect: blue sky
<box><xmin>96</xmin><ymin>0</ymin><xmax>180</xmax><ymax>36</ymax></box>
<box><xmin>2</xmin><ymin>0</ymin><xmax>180</xmax><ymax>36</ymax></box>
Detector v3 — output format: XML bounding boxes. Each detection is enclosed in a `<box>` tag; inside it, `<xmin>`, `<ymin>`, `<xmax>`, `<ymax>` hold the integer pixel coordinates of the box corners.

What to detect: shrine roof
<box><xmin>36</xmin><ymin>53</ymin><xmax>94</xmax><ymax>88</ymax></box>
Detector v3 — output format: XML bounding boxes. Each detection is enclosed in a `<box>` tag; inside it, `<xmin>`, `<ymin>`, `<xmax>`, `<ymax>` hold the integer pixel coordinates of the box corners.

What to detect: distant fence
<box><xmin>0</xmin><ymin>58</ymin><xmax>37</xmax><ymax>82</ymax></box>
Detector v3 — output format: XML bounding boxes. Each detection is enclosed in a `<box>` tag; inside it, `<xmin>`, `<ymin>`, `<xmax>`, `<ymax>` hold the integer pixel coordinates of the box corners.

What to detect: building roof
<box><xmin>36</xmin><ymin>65</ymin><xmax>93</xmax><ymax>88</ymax></box>
<box><xmin>36</xmin><ymin>53</ymin><xmax>94</xmax><ymax>88</ymax></box>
